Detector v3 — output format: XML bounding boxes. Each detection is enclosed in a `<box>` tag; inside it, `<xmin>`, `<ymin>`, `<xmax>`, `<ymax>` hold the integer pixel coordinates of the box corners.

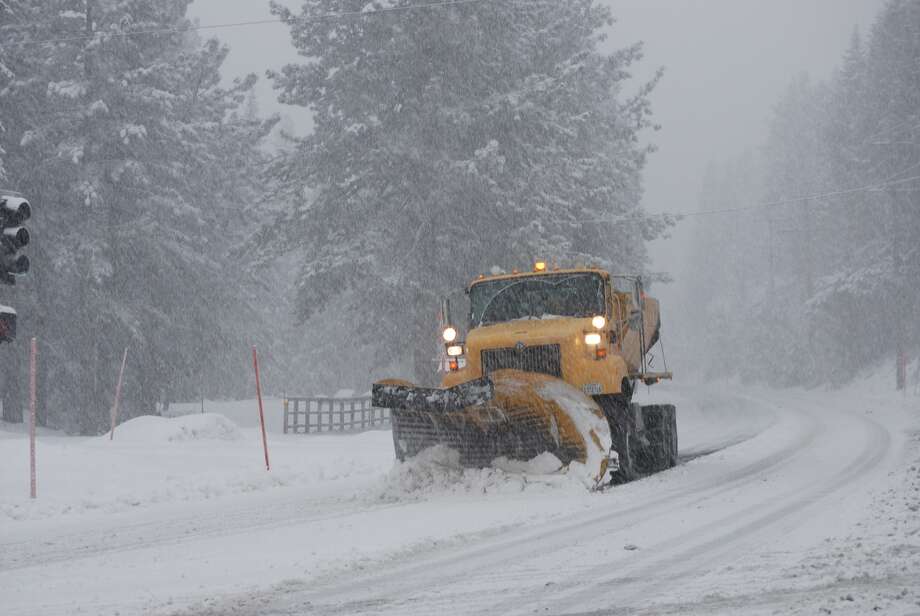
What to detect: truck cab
<box><xmin>440</xmin><ymin>265</ymin><xmax>667</xmax><ymax>401</ymax></box>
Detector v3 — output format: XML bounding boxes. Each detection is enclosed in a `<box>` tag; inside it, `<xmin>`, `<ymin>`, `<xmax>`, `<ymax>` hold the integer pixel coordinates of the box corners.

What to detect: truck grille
<box><xmin>481</xmin><ymin>344</ymin><xmax>562</xmax><ymax>378</ymax></box>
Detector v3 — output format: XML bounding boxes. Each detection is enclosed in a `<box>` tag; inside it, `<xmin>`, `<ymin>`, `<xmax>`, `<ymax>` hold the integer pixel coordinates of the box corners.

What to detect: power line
<box><xmin>0</xmin><ymin>0</ymin><xmax>494</xmax><ymax>49</ymax></box>
<box><xmin>693</xmin><ymin>173</ymin><xmax>920</xmax><ymax>215</ymax></box>
<box><xmin>579</xmin><ymin>173</ymin><xmax>920</xmax><ymax>226</ymax></box>
<box><xmin>21</xmin><ymin>154</ymin><xmax>920</xmax><ymax>226</ymax></box>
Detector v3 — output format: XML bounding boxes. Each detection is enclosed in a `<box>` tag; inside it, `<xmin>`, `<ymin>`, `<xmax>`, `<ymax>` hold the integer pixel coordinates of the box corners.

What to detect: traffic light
<box><xmin>0</xmin><ymin>194</ymin><xmax>31</xmax><ymax>286</ymax></box>
<box><xmin>0</xmin><ymin>193</ymin><xmax>30</xmax><ymax>343</ymax></box>
<box><xmin>0</xmin><ymin>304</ymin><xmax>15</xmax><ymax>344</ymax></box>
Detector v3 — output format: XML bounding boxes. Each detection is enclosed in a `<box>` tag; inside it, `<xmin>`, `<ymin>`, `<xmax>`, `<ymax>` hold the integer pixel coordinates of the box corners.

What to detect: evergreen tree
<box><xmin>0</xmin><ymin>1</ymin><xmax>274</xmax><ymax>431</ymax></box>
<box><xmin>262</xmin><ymin>0</ymin><xmax>668</xmax><ymax>384</ymax></box>
<box><xmin>685</xmin><ymin>0</ymin><xmax>920</xmax><ymax>387</ymax></box>
<box><xmin>863</xmin><ymin>0</ymin><xmax>920</xmax><ymax>354</ymax></box>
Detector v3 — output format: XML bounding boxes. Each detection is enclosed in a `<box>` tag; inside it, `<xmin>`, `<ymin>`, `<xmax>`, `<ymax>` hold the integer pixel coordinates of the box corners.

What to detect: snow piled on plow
<box><xmin>376</xmin><ymin>376</ymin><xmax>616</xmax><ymax>499</ymax></box>
<box><xmin>376</xmin><ymin>445</ymin><xmax>586</xmax><ymax>500</ymax></box>
<box><xmin>537</xmin><ymin>380</ymin><xmax>613</xmax><ymax>488</ymax></box>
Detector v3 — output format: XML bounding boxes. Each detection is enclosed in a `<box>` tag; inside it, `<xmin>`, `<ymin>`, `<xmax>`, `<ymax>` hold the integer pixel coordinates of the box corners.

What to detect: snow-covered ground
<box><xmin>1</xmin><ymin>370</ymin><xmax>918</xmax><ymax>615</ymax></box>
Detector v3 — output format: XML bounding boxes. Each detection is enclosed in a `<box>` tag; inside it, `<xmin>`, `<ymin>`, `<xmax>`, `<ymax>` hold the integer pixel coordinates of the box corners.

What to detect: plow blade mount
<box><xmin>373</xmin><ymin>370</ymin><xmax>613</xmax><ymax>488</ymax></box>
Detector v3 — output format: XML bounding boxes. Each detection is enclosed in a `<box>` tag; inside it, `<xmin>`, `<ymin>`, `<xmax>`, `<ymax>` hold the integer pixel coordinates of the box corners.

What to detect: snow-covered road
<box><xmin>1</xmin><ymin>378</ymin><xmax>918</xmax><ymax>615</ymax></box>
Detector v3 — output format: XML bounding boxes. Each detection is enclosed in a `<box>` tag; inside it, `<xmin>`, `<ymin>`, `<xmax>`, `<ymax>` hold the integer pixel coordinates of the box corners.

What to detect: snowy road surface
<box><xmin>1</xmin><ymin>378</ymin><xmax>918</xmax><ymax>615</ymax></box>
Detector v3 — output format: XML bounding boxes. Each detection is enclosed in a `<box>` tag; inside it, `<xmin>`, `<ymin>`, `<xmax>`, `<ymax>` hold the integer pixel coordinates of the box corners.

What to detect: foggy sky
<box><xmin>189</xmin><ymin>0</ymin><xmax>885</xmax><ymax>278</ymax></box>
<box><xmin>601</xmin><ymin>0</ymin><xmax>883</xmax><ymax>296</ymax></box>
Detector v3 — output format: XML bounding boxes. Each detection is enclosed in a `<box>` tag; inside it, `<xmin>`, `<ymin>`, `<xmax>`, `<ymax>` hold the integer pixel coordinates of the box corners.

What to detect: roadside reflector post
<box><xmin>29</xmin><ymin>337</ymin><xmax>37</xmax><ymax>499</ymax></box>
<box><xmin>252</xmin><ymin>346</ymin><xmax>271</xmax><ymax>471</ymax></box>
<box><xmin>109</xmin><ymin>347</ymin><xmax>129</xmax><ymax>440</ymax></box>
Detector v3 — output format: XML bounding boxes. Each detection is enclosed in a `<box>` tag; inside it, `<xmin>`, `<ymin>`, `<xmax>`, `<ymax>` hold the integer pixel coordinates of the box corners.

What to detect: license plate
<box><xmin>582</xmin><ymin>383</ymin><xmax>602</xmax><ymax>395</ymax></box>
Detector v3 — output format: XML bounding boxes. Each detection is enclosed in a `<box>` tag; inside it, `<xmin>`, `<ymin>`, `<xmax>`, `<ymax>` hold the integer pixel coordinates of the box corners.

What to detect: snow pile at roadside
<box><xmin>102</xmin><ymin>413</ymin><xmax>244</xmax><ymax>443</ymax></box>
<box><xmin>376</xmin><ymin>445</ymin><xmax>581</xmax><ymax>500</ymax></box>
<box><xmin>0</xmin><ymin>417</ymin><xmax>395</xmax><ymax>522</ymax></box>
<box><xmin>768</xmin><ymin>429</ymin><xmax>920</xmax><ymax>615</ymax></box>
<box><xmin>848</xmin><ymin>356</ymin><xmax>920</xmax><ymax>397</ymax></box>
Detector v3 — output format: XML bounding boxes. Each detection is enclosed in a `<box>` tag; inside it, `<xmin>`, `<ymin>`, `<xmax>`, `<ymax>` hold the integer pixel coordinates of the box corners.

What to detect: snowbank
<box><xmin>164</xmin><ymin>397</ymin><xmax>288</xmax><ymax>433</ymax></box>
<box><xmin>0</xmin><ymin>415</ymin><xmax>394</xmax><ymax>522</ymax></box>
<box><xmin>103</xmin><ymin>413</ymin><xmax>244</xmax><ymax>443</ymax></box>
<box><xmin>847</xmin><ymin>356</ymin><xmax>920</xmax><ymax>397</ymax></box>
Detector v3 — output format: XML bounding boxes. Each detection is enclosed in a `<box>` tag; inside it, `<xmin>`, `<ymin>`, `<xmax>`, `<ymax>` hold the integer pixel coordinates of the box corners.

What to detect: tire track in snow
<box><xmin>525</xmin><ymin>400</ymin><xmax>893</xmax><ymax>616</ymax></box>
<box><xmin>0</xmin><ymin>493</ymin><xmax>406</xmax><ymax>572</ymax></box>
<box><xmin>307</xmin><ymin>393</ymin><xmax>883</xmax><ymax>616</ymax></box>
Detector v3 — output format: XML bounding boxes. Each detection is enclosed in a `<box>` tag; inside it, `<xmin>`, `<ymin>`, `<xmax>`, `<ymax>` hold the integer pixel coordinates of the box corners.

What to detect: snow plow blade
<box><xmin>374</xmin><ymin>370</ymin><xmax>613</xmax><ymax>488</ymax></box>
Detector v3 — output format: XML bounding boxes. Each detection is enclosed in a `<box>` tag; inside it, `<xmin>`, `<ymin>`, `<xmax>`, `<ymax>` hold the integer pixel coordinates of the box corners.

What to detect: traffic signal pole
<box><xmin>0</xmin><ymin>193</ymin><xmax>35</xmax><ymax>495</ymax></box>
<box><xmin>29</xmin><ymin>337</ymin><xmax>37</xmax><ymax>499</ymax></box>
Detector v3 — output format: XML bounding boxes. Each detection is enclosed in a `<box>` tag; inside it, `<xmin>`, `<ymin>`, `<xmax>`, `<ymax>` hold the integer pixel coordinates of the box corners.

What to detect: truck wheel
<box><xmin>640</xmin><ymin>404</ymin><xmax>678</xmax><ymax>471</ymax></box>
<box><xmin>605</xmin><ymin>427</ymin><xmax>642</xmax><ymax>485</ymax></box>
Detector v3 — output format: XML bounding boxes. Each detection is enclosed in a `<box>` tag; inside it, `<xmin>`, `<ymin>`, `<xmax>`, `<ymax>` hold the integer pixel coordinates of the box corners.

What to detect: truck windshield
<box><xmin>469</xmin><ymin>273</ymin><xmax>605</xmax><ymax>327</ymax></box>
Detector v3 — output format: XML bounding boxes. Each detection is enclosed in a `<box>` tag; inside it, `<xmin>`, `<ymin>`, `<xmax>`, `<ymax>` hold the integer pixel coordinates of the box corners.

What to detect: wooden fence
<box><xmin>283</xmin><ymin>395</ymin><xmax>390</xmax><ymax>434</ymax></box>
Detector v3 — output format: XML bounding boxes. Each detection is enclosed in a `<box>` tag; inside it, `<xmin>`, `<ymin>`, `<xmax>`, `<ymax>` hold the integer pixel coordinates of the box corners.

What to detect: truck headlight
<box><xmin>446</xmin><ymin>344</ymin><xmax>464</xmax><ymax>357</ymax></box>
<box><xmin>584</xmin><ymin>333</ymin><xmax>601</xmax><ymax>346</ymax></box>
<box><xmin>442</xmin><ymin>326</ymin><xmax>457</xmax><ymax>342</ymax></box>
<box><xmin>591</xmin><ymin>315</ymin><xmax>606</xmax><ymax>329</ymax></box>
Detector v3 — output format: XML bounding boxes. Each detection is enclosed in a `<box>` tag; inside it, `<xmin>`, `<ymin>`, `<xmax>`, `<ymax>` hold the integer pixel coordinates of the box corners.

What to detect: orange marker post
<box><xmin>252</xmin><ymin>346</ymin><xmax>271</xmax><ymax>471</ymax></box>
<box><xmin>109</xmin><ymin>347</ymin><xmax>128</xmax><ymax>440</ymax></box>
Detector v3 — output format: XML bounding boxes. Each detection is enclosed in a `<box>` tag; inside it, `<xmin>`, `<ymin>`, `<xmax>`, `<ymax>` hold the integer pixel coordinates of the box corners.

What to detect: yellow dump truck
<box><xmin>372</xmin><ymin>263</ymin><xmax>676</xmax><ymax>487</ymax></box>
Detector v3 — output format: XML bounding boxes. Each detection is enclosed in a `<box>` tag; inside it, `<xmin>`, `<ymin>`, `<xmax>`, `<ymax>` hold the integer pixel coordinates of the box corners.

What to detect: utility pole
<box><xmin>890</xmin><ymin>187</ymin><xmax>907</xmax><ymax>391</ymax></box>
<box><xmin>801</xmin><ymin>197</ymin><xmax>815</xmax><ymax>300</ymax></box>
<box><xmin>767</xmin><ymin>217</ymin><xmax>776</xmax><ymax>296</ymax></box>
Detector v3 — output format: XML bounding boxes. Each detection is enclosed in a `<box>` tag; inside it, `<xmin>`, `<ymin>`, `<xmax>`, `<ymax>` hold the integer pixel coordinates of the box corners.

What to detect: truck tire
<box><xmin>638</xmin><ymin>404</ymin><xmax>678</xmax><ymax>472</ymax></box>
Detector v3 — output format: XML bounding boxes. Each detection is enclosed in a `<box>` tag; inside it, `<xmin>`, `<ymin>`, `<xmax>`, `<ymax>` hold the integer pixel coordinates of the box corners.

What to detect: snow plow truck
<box><xmin>372</xmin><ymin>263</ymin><xmax>676</xmax><ymax>488</ymax></box>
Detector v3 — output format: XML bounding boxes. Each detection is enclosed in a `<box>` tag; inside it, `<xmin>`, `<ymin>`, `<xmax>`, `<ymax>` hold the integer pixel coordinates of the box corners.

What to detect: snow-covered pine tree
<box><xmin>823</xmin><ymin>29</ymin><xmax>872</xmax><ymax>266</ymax></box>
<box><xmin>1</xmin><ymin>1</ymin><xmax>274</xmax><ymax>431</ymax></box>
<box><xmin>800</xmin><ymin>29</ymin><xmax>884</xmax><ymax>380</ymax></box>
<box><xmin>862</xmin><ymin>0</ymin><xmax>920</xmax><ymax>360</ymax></box>
<box><xmin>0</xmin><ymin>0</ymin><xmax>58</xmax><ymax>424</ymax></box>
<box><xmin>263</xmin><ymin>0</ymin><xmax>669</xmax><ymax>384</ymax></box>
<box><xmin>0</xmin><ymin>0</ymin><xmax>6</xmax><ymax>186</ymax></box>
<box><xmin>791</xmin><ymin>1</ymin><xmax>920</xmax><ymax>383</ymax></box>
<box><xmin>685</xmin><ymin>0</ymin><xmax>920</xmax><ymax>387</ymax></box>
<box><xmin>678</xmin><ymin>152</ymin><xmax>780</xmax><ymax>384</ymax></box>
